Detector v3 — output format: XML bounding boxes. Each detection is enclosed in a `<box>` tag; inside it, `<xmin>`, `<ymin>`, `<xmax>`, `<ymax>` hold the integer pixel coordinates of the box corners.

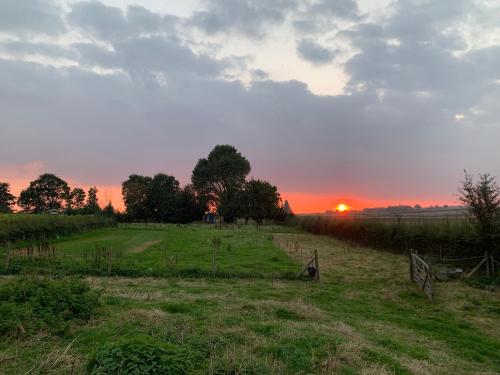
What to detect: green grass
<box><xmin>1</xmin><ymin>225</ymin><xmax>500</xmax><ymax>374</ymax></box>
<box><xmin>3</xmin><ymin>224</ymin><xmax>300</xmax><ymax>278</ymax></box>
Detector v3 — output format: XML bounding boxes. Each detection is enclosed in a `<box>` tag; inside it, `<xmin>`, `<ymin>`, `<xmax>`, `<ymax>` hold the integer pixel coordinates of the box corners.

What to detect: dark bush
<box><xmin>286</xmin><ymin>216</ymin><xmax>486</xmax><ymax>257</ymax></box>
<box><xmin>87</xmin><ymin>337</ymin><xmax>194</xmax><ymax>375</ymax></box>
<box><xmin>0</xmin><ymin>277</ymin><xmax>99</xmax><ymax>336</ymax></box>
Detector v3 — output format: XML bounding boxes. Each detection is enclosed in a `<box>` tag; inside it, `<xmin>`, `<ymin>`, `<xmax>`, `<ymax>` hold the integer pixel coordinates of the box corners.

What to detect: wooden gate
<box><xmin>409</xmin><ymin>249</ymin><xmax>433</xmax><ymax>301</ymax></box>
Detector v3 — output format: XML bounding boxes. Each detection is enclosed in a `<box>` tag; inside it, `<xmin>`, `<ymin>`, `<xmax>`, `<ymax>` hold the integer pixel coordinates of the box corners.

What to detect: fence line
<box><xmin>272</xmin><ymin>234</ymin><xmax>320</xmax><ymax>281</ymax></box>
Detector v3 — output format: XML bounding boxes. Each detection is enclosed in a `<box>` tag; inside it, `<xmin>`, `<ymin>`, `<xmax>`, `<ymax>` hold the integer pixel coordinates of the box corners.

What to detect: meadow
<box><xmin>1</xmin><ymin>224</ymin><xmax>299</xmax><ymax>279</ymax></box>
<box><xmin>1</xmin><ymin>224</ymin><xmax>500</xmax><ymax>374</ymax></box>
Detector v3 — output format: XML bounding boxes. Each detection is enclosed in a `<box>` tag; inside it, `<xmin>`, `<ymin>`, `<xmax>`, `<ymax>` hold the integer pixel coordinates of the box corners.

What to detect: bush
<box><xmin>87</xmin><ymin>337</ymin><xmax>195</xmax><ymax>375</ymax></box>
<box><xmin>0</xmin><ymin>277</ymin><xmax>99</xmax><ymax>336</ymax></box>
<box><xmin>286</xmin><ymin>216</ymin><xmax>484</xmax><ymax>257</ymax></box>
<box><xmin>0</xmin><ymin>214</ymin><xmax>116</xmax><ymax>244</ymax></box>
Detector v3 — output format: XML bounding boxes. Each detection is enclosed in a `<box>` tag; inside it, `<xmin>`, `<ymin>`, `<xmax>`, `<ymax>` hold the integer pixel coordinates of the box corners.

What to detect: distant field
<box><xmin>1</xmin><ymin>227</ymin><xmax>499</xmax><ymax>374</ymax></box>
<box><xmin>2</xmin><ymin>224</ymin><xmax>300</xmax><ymax>278</ymax></box>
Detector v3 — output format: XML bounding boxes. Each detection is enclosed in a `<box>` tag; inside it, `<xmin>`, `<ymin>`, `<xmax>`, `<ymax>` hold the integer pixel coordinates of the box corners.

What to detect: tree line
<box><xmin>0</xmin><ymin>145</ymin><xmax>292</xmax><ymax>223</ymax></box>
<box><xmin>121</xmin><ymin>145</ymin><xmax>291</xmax><ymax>223</ymax></box>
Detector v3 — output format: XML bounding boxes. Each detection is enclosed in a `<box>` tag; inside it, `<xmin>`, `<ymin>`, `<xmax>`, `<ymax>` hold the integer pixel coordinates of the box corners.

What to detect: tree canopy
<box><xmin>0</xmin><ymin>182</ymin><xmax>16</xmax><ymax>213</ymax></box>
<box><xmin>192</xmin><ymin>145</ymin><xmax>251</xmax><ymax>213</ymax></box>
<box><xmin>17</xmin><ymin>173</ymin><xmax>70</xmax><ymax>213</ymax></box>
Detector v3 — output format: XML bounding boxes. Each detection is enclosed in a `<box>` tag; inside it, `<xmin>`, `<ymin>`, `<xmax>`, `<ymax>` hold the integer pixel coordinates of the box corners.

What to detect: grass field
<box><xmin>1</xmin><ymin>225</ymin><xmax>500</xmax><ymax>374</ymax></box>
<box><xmin>3</xmin><ymin>225</ymin><xmax>299</xmax><ymax>278</ymax></box>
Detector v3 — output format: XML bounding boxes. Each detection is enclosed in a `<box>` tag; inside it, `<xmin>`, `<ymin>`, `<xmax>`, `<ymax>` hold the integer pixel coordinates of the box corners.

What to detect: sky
<box><xmin>0</xmin><ymin>0</ymin><xmax>499</xmax><ymax>213</ymax></box>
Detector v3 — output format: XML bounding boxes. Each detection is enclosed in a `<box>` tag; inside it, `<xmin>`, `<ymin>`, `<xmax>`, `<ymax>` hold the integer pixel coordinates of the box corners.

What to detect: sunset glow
<box><xmin>336</xmin><ymin>203</ymin><xmax>349</xmax><ymax>213</ymax></box>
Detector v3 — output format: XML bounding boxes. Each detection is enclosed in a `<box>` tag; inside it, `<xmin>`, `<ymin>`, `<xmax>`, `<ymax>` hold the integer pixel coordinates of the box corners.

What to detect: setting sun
<box><xmin>336</xmin><ymin>203</ymin><xmax>349</xmax><ymax>212</ymax></box>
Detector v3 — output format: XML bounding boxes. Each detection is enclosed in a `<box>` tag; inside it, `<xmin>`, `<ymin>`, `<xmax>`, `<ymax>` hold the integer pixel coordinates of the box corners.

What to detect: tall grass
<box><xmin>287</xmin><ymin>215</ymin><xmax>485</xmax><ymax>257</ymax></box>
<box><xmin>0</xmin><ymin>214</ymin><xmax>116</xmax><ymax>244</ymax></box>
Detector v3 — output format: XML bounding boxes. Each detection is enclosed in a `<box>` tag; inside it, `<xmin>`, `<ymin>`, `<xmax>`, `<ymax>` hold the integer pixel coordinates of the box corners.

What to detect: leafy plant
<box><xmin>0</xmin><ymin>276</ymin><xmax>99</xmax><ymax>336</ymax></box>
<box><xmin>87</xmin><ymin>337</ymin><xmax>195</xmax><ymax>375</ymax></box>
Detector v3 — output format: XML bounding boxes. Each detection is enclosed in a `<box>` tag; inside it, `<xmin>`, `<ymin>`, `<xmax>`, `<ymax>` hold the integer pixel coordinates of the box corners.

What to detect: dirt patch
<box><xmin>129</xmin><ymin>240</ymin><xmax>161</xmax><ymax>253</ymax></box>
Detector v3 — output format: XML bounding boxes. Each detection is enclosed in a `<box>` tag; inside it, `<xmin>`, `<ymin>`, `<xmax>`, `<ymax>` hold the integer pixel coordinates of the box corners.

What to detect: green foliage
<box><xmin>459</xmin><ymin>171</ymin><xmax>500</xmax><ymax>252</ymax></box>
<box><xmin>287</xmin><ymin>216</ymin><xmax>481</xmax><ymax>256</ymax></box>
<box><xmin>87</xmin><ymin>337</ymin><xmax>195</xmax><ymax>375</ymax></box>
<box><xmin>0</xmin><ymin>214</ymin><xmax>116</xmax><ymax>243</ymax></box>
<box><xmin>0</xmin><ymin>277</ymin><xmax>99</xmax><ymax>336</ymax></box>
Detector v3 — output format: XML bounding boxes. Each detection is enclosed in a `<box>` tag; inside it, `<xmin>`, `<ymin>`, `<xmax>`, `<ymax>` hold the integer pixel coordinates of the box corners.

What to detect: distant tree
<box><xmin>147</xmin><ymin>174</ymin><xmax>180</xmax><ymax>222</ymax></box>
<box><xmin>85</xmin><ymin>186</ymin><xmax>100</xmax><ymax>214</ymax></box>
<box><xmin>459</xmin><ymin>171</ymin><xmax>500</xmax><ymax>269</ymax></box>
<box><xmin>122</xmin><ymin>175</ymin><xmax>152</xmax><ymax>221</ymax></box>
<box><xmin>71</xmin><ymin>188</ymin><xmax>86</xmax><ymax>210</ymax></box>
<box><xmin>17</xmin><ymin>173</ymin><xmax>70</xmax><ymax>213</ymax></box>
<box><xmin>0</xmin><ymin>182</ymin><xmax>16</xmax><ymax>213</ymax></box>
<box><xmin>245</xmin><ymin>179</ymin><xmax>281</xmax><ymax>224</ymax></box>
<box><xmin>173</xmin><ymin>184</ymin><xmax>206</xmax><ymax>223</ymax></box>
<box><xmin>192</xmin><ymin>145</ymin><xmax>250</xmax><ymax>215</ymax></box>
<box><xmin>283</xmin><ymin>200</ymin><xmax>293</xmax><ymax>215</ymax></box>
<box><xmin>102</xmin><ymin>202</ymin><xmax>116</xmax><ymax>218</ymax></box>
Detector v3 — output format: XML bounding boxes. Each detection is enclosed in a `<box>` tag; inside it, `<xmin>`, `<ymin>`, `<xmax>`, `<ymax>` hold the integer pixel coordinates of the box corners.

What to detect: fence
<box><xmin>409</xmin><ymin>249</ymin><xmax>433</xmax><ymax>300</ymax></box>
<box><xmin>272</xmin><ymin>234</ymin><xmax>320</xmax><ymax>280</ymax></box>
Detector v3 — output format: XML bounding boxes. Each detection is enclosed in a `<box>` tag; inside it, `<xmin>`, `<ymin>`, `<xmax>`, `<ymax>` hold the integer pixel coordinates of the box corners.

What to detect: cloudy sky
<box><xmin>1</xmin><ymin>0</ymin><xmax>499</xmax><ymax>212</ymax></box>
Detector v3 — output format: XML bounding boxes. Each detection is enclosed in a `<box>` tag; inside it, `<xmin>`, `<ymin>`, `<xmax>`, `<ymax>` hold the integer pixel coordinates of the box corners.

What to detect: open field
<box><xmin>2</xmin><ymin>224</ymin><xmax>299</xmax><ymax>278</ymax></box>
<box><xmin>1</xmin><ymin>225</ymin><xmax>500</xmax><ymax>374</ymax></box>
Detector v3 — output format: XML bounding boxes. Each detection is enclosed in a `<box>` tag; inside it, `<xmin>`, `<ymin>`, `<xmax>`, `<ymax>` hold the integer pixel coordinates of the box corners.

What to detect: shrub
<box><xmin>87</xmin><ymin>337</ymin><xmax>195</xmax><ymax>375</ymax></box>
<box><xmin>0</xmin><ymin>214</ymin><xmax>116</xmax><ymax>244</ymax></box>
<box><xmin>0</xmin><ymin>277</ymin><xmax>99</xmax><ymax>336</ymax></box>
<box><xmin>286</xmin><ymin>216</ymin><xmax>484</xmax><ymax>257</ymax></box>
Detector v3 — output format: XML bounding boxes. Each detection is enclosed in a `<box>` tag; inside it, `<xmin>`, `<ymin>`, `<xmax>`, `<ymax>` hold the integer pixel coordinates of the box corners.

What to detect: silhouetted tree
<box><xmin>192</xmin><ymin>145</ymin><xmax>250</xmax><ymax>216</ymax></box>
<box><xmin>245</xmin><ymin>179</ymin><xmax>281</xmax><ymax>224</ymax></box>
<box><xmin>0</xmin><ymin>182</ymin><xmax>16</xmax><ymax>213</ymax></box>
<box><xmin>173</xmin><ymin>184</ymin><xmax>206</xmax><ymax>223</ymax></box>
<box><xmin>69</xmin><ymin>188</ymin><xmax>86</xmax><ymax>211</ymax></box>
<box><xmin>17</xmin><ymin>173</ymin><xmax>70</xmax><ymax>213</ymax></box>
<box><xmin>85</xmin><ymin>186</ymin><xmax>100</xmax><ymax>214</ymax></box>
<box><xmin>147</xmin><ymin>174</ymin><xmax>180</xmax><ymax>222</ymax></box>
<box><xmin>122</xmin><ymin>175</ymin><xmax>152</xmax><ymax>221</ymax></box>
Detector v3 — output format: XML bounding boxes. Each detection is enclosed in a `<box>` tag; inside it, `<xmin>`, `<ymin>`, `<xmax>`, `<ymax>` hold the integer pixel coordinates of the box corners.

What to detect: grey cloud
<box><xmin>69</xmin><ymin>2</ymin><xmax>178</xmax><ymax>40</ymax></box>
<box><xmin>297</xmin><ymin>39</ymin><xmax>336</xmax><ymax>65</ymax></box>
<box><xmin>0</xmin><ymin>0</ymin><xmax>499</xmax><ymax>206</ymax></box>
<box><xmin>191</xmin><ymin>0</ymin><xmax>298</xmax><ymax>38</ymax></box>
<box><xmin>74</xmin><ymin>36</ymin><xmax>227</xmax><ymax>81</ymax></box>
<box><xmin>0</xmin><ymin>0</ymin><xmax>65</xmax><ymax>35</ymax></box>
<box><xmin>0</xmin><ymin>41</ymin><xmax>78</xmax><ymax>61</ymax></box>
<box><xmin>293</xmin><ymin>0</ymin><xmax>361</xmax><ymax>34</ymax></box>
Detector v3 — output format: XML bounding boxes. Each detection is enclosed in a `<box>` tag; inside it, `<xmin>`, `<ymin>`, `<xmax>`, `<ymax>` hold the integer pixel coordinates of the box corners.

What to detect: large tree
<box><xmin>147</xmin><ymin>174</ymin><xmax>180</xmax><ymax>222</ymax></box>
<box><xmin>122</xmin><ymin>175</ymin><xmax>152</xmax><ymax>221</ymax></box>
<box><xmin>244</xmin><ymin>179</ymin><xmax>282</xmax><ymax>224</ymax></box>
<box><xmin>192</xmin><ymin>145</ymin><xmax>250</xmax><ymax>215</ymax></box>
<box><xmin>0</xmin><ymin>182</ymin><xmax>16</xmax><ymax>213</ymax></box>
<box><xmin>17</xmin><ymin>173</ymin><xmax>70</xmax><ymax>213</ymax></box>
